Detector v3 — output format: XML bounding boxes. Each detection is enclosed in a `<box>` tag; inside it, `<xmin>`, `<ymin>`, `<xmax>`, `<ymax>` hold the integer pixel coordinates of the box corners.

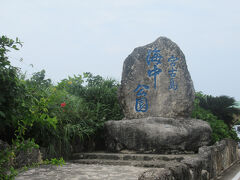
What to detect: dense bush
<box><xmin>18</xmin><ymin>71</ymin><xmax>122</xmax><ymax>158</ymax></box>
<box><xmin>0</xmin><ymin>36</ymin><xmax>57</xmax><ymax>146</ymax></box>
<box><xmin>196</xmin><ymin>93</ymin><xmax>240</xmax><ymax>128</ymax></box>
<box><xmin>0</xmin><ymin>36</ymin><xmax>25</xmax><ymax>142</ymax></box>
<box><xmin>13</xmin><ymin>71</ymin><xmax>124</xmax><ymax>158</ymax></box>
<box><xmin>47</xmin><ymin>72</ymin><xmax>123</xmax><ymax>156</ymax></box>
<box><xmin>192</xmin><ymin>92</ymin><xmax>239</xmax><ymax>143</ymax></box>
<box><xmin>0</xmin><ymin>35</ymin><xmax>123</xmax><ymax>160</ymax></box>
<box><xmin>0</xmin><ymin>36</ymin><xmax>57</xmax><ymax>178</ymax></box>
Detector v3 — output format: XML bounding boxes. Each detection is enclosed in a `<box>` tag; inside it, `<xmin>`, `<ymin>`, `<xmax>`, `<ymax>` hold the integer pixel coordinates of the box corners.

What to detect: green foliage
<box><xmin>192</xmin><ymin>92</ymin><xmax>239</xmax><ymax>143</ymax></box>
<box><xmin>0</xmin><ymin>36</ymin><xmax>25</xmax><ymax>142</ymax></box>
<box><xmin>196</xmin><ymin>93</ymin><xmax>240</xmax><ymax>127</ymax></box>
<box><xmin>0</xmin><ymin>35</ymin><xmax>122</xmax><ymax>160</ymax></box>
<box><xmin>26</xmin><ymin>70</ymin><xmax>51</xmax><ymax>88</ymax></box>
<box><xmin>22</xmin><ymin>70</ymin><xmax>57</xmax><ymax>130</ymax></box>
<box><xmin>12</xmin><ymin>139</ymin><xmax>39</xmax><ymax>152</ymax></box>
<box><xmin>0</xmin><ymin>139</ymin><xmax>40</xmax><ymax>179</ymax></box>
<box><xmin>0</xmin><ymin>167</ymin><xmax>18</xmax><ymax>180</ymax></box>
<box><xmin>0</xmin><ymin>36</ymin><xmax>57</xmax><ymax>147</ymax></box>
<box><xmin>0</xmin><ymin>36</ymin><xmax>58</xmax><ymax>159</ymax></box>
<box><xmin>35</xmin><ymin>72</ymin><xmax>124</xmax><ymax>157</ymax></box>
<box><xmin>43</xmin><ymin>157</ymin><xmax>65</xmax><ymax>166</ymax></box>
<box><xmin>0</xmin><ymin>147</ymin><xmax>65</xmax><ymax>180</ymax></box>
<box><xmin>0</xmin><ymin>67</ymin><xmax>123</xmax><ymax>158</ymax></box>
<box><xmin>58</xmin><ymin>73</ymin><xmax>123</xmax><ymax>149</ymax></box>
<box><xmin>0</xmin><ymin>36</ymin><xmax>117</xmax><ymax>176</ymax></box>
<box><xmin>0</xmin><ymin>148</ymin><xmax>16</xmax><ymax>180</ymax></box>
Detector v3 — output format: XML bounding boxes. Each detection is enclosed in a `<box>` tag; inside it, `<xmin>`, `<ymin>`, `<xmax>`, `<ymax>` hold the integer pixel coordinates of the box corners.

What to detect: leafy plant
<box><xmin>0</xmin><ymin>148</ymin><xmax>16</xmax><ymax>180</ymax></box>
<box><xmin>192</xmin><ymin>92</ymin><xmax>239</xmax><ymax>143</ymax></box>
<box><xmin>43</xmin><ymin>157</ymin><xmax>65</xmax><ymax>166</ymax></box>
<box><xmin>0</xmin><ymin>36</ymin><xmax>24</xmax><ymax>142</ymax></box>
<box><xmin>196</xmin><ymin>93</ymin><xmax>240</xmax><ymax>128</ymax></box>
<box><xmin>0</xmin><ymin>36</ymin><xmax>123</xmax><ymax>163</ymax></box>
<box><xmin>12</xmin><ymin>139</ymin><xmax>39</xmax><ymax>152</ymax></box>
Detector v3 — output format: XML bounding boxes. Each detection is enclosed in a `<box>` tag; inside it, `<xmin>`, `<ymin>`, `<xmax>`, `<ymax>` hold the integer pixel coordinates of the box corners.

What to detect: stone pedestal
<box><xmin>104</xmin><ymin>117</ymin><xmax>212</xmax><ymax>153</ymax></box>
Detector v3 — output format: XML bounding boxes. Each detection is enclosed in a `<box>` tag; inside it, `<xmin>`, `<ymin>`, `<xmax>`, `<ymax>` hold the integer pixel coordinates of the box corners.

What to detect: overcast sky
<box><xmin>1</xmin><ymin>0</ymin><xmax>240</xmax><ymax>101</ymax></box>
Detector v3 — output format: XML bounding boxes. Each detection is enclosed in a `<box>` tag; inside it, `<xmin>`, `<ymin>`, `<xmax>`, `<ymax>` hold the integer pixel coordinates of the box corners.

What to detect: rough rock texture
<box><xmin>14</xmin><ymin>148</ymin><xmax>42</xmax><ymax>168</ymax></box>
<box><xmin>198</xmin><ymin>139</ymin><xmax>239</xmax><ymax>179</ymax></box>
<box><xmin>105</xmin><ymin>117</ymin><xmax>212</xmax><ymax>153</ymax></box>
<box><xmin>0</xmin><ymin>140</ymin><xmax>12</xmax><ymax>171</ymax></box>
<box><xmin>0</xmin><ymin>139</ymin><xmax>10</xmax><ymax>151</ymax></box>
<box><xmin>181</xmin><ymin>156</ymin><xmax>206</xmax><ymax>180</ymax></box>
<box><xmin>16</xmin><ymin>163</ymin><xmax>148</xmax><ymax>180</ymax></box>
<box><xmin>0</xmin><ymin>140</ymin><xmax>42</xmax><ymax>169</ymax></box>
<box><xmin>138</xmin><ymin>168</ymin><xmax>173</xmax><ymax>180</ymax></box>
<box><xmin>15</xmin><ymin>139</ymin><xmax>238</xmax><ymax>180</ymax></box>
<box><xmin>105</xmin><ymin>36</ymin><xmax>210</xmax><ymax>154</ymax></box>
<box><xmin>119</xmin><ymin>37</ymin><xmax>195</xmax><ymax>119</ymax></box>
<box><xmin>138</xmin><ymin>139</ymin><xmax>239</xmax><ymax>180</ymax></box>
<box><xmin>138</xmin><ymin>162</ymin><xmax>192</xmax><ymax>180</ymax></box>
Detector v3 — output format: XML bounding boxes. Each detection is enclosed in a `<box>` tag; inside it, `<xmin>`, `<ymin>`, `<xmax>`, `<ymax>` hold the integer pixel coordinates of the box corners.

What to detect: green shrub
<box><xmin>17</xmin><ymin>72</ymin><xmax>124</xmax><ymax>158</ymax></box>
<box><xmin>0</xmin><ymin>148</ymin><xmax>17</xmax><ymax>180</ymax></box>
<box><xmin>0</xmin><ymin>36</ymin><xmax>123</xmax><ymax>158</ymax></box>
<box><xmin>196</xmin><ymin>92</ymin><xmax>240</xmax><ymax>128</ymax></box>
<box><xmin>192</xmin><ymin>92</ymin><xmax>239</xmax><ymax>143</ymax></box>
<box><xmin>43</xmin><ymin>157</ymin><xmax>65</xmax><ymax>166</ymax></box>
<box><xmin>0</xmin><ymin>36</ymin><xmax>25</xmax><ymax>143</ymax></box>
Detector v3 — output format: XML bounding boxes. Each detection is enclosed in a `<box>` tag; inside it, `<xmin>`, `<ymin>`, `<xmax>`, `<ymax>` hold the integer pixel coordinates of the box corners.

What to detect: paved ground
<box><xmin>15</xmin><ymin>163</ymin><xmax>148</xmax><ymax>180</ymax></box>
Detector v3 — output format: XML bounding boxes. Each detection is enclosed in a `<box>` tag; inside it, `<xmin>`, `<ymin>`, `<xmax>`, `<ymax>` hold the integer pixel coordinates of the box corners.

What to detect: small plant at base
<box><xmin>43</xmin><ymin>157</ymin><xmax>65</xmax><ymax>166</ymax></box>
<box><xmin>0</xmin><ymin>148</ymin><xmax>17</xmax><ymax>180</ymax></box>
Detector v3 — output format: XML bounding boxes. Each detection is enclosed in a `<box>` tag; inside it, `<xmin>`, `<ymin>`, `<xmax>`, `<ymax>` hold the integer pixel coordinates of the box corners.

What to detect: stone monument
<box><xmin>104</xmin><ymin>37</ymin><xmax>212</xmax><ymax>154</ymax></box>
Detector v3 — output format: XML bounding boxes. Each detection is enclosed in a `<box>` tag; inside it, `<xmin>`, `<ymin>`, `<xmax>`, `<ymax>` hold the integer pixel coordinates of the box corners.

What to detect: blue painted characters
<box><xmin>168</xmin><ymin>56</ymin><xmax>179</xmax><ymax>90</ymax></box>
<box><xmin>134</xmin><ymin>51</ymin><xmax>180</xmax><ymax>113</ymax></box>
<box><xmin>146</xmin><ymin>48</ymin><xmax>163</xmax><ymax>89</ymax></box>
<box><xmin>134</xmin><ymin>85</ymin><xmax>149</xmax><ymax>112</ymax></box>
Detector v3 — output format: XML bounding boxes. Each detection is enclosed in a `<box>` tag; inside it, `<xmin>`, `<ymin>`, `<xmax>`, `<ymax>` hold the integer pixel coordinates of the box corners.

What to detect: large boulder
<box><xmin>14</xmin><ymin>147</ymin><xmax>42</xmax><ymax>168</ymax></box>
<box><xmin>105</xmin><ymin>117</ymin><xmax>212</xmax><ymax>153</ymax></box>
<box><xmin>104</xmin><ymin>36</ymin><xmax>211</xmax><ymax>154</ymax></box>
<box><xmin>119</xmin><ymin>37</ymin><xmax>195</xmax><ymax>119</ymax></box>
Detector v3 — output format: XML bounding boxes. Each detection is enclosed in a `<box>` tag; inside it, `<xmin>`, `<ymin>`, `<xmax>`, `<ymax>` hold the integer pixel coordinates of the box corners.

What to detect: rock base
<box><xmin>104</xmin><ymin>117</ymin><xmax>212</xmax><ymax>154</ymax></box>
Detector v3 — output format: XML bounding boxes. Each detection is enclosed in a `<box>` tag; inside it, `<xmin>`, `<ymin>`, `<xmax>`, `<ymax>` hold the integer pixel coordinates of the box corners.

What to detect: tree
<box><xmin>192</xmin><ymin>92</ymin><xmax>239</xmax><ymax>143</ymax></box>
<box><xmin>197</xmin><ymin>93</ymin><xmax>240</xmax><ymax>128</ymax></box>
<box><xmin>0</xmin><ymin>36</ymin><xmax>24</xmax><ymax>142</ymax></box>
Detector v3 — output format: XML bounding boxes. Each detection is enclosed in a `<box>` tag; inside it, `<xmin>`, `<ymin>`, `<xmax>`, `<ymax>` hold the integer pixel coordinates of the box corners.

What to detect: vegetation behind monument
<box><xmin>0</xmin><ymin>36</ymin><xmax>239</xmax><ymax>177</ymax></box>
<box><xmin>192</xmin><ymin>92</ymin><xmax>239</xmax><ymax>143</ymax></box>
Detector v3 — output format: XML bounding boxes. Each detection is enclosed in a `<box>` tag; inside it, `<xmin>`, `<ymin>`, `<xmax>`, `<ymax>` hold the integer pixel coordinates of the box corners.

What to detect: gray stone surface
<box><xmin>138</xmin><ymin>163</ymin><xmax>192</xmax><ymax>180</ymax></box>
<box><xmin>138</xmin><ymin>168</ymin><xmax>173</xmax><ymax>180</ymax></box>
<box><xmin>15</xmin><ymin>139</ymin><xmax>239</xmax><ymax>180</ymax></box>
<box><xmin>71</xmin><ymin>152</ymin><xmax>193</xmax><ymax>162</ymax></box>
<box><xmin>70</xmin><ymin>152</ymin><xmax>197</xmax><ymax>168</ymax></box>
<box><xmin>0</xmin><ymin>139</ymin><xmax>9</xmax><ymax>151</ymax></box>
<box><xmin>15</xmin><ymin>163</ymin><xmax>148</xmax><ymax>180</ymax></box>
<box><xmin>119</xmin><ymin>36</ymin><xmax>195</xmax><ymax>119</ymax></box>
<box><xmin>138</xmin><ymin>139</ymin><xmax>239</xmax><ymax>180</ymax></box>
<box><xmin>14</xmin><ymin>147</ymin><xmax>42</xmax><ymax>168</ymax></box>
<box><xmin>198</xmin><ymin>139</ymin><xmax>239</xmax><ymax>179</ymax></box>
<box><xmin>105</xmin><ymin>117</ymin><xmax>212</xmax><ymax>153</ymax></box>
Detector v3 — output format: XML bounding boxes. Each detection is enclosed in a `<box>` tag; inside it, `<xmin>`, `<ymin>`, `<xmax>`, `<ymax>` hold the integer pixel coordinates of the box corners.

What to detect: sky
<box><xmin>1</xmin><ymin>0</ymin><xmax>240</xmax><ymax>101</ymax></box>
